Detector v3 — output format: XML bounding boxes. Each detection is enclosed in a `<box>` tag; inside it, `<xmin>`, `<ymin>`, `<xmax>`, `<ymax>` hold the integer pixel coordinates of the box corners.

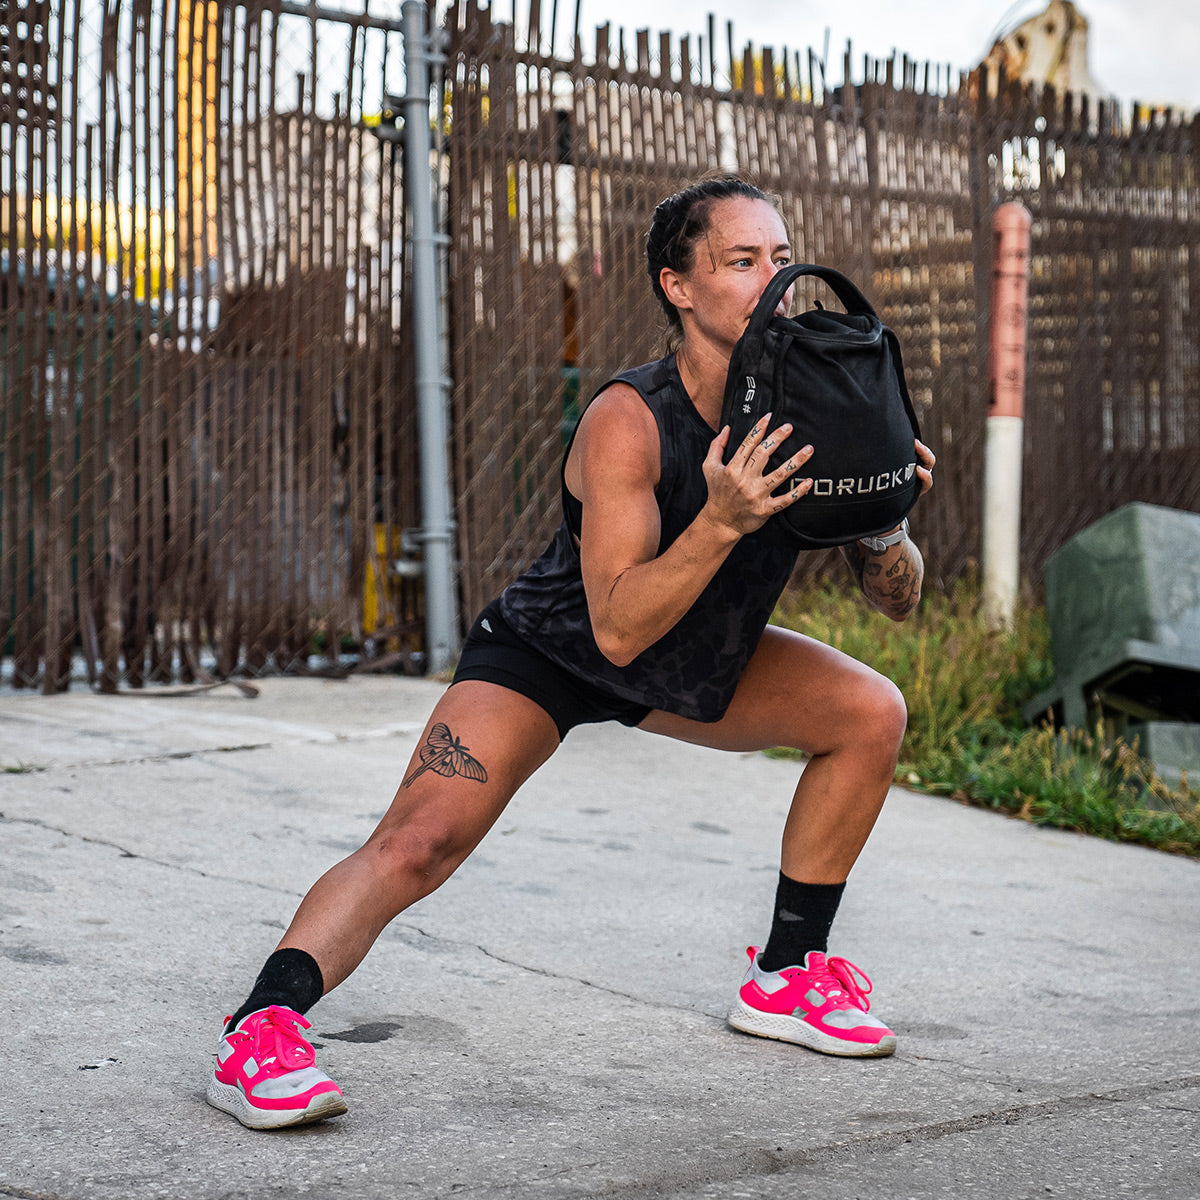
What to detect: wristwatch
<box><xmin>858</xmin><ymin>518</ymin><xmax>909</xmax><ymax>553</ymax></box>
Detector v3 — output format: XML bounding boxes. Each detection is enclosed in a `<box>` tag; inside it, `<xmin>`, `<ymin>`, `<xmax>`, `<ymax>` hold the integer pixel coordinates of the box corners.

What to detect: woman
<box><xmin>207</xmin><ymin>175</ymin><xmax>936</xmax><ymax>1130</ymax></box>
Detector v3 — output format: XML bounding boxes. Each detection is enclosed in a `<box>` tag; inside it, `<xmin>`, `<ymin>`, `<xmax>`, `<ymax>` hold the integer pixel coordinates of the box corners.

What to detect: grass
<box><xmin>771</xmin><ymin>578</ymin><xmax>1200</xmax><ymax>857</ymax></box>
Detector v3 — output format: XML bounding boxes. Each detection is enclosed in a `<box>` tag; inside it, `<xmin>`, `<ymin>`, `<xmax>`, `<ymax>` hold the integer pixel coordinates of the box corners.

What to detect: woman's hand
<box><xmin>915</xmin><ymin>438</ymin><xmax>935</xmax><ymax>494</ymax></box>
<box><xmin>700</xmin><ymin>414</ymin><xmax>814</xmax><ymax>537</ymax></box>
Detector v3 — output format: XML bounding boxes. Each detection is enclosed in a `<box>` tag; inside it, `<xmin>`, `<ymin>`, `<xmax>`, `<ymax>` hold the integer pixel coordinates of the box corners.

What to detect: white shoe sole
<box><xmin>727</xmin><ymin>998</ymin><xmax>897</xmax><ymax>1058</ymax></box>
<box><xmin>206</xmin><ymin>1076</ymin><xmax>348</xmax><ymax>1130</ymax></box>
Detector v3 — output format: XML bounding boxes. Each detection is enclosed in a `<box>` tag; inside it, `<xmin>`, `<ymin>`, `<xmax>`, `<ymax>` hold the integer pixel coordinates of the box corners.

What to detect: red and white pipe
<box><xmin>983</xmin><ymin>202</ymin><xmax>1032</xmax><ymax>628</ymax></box>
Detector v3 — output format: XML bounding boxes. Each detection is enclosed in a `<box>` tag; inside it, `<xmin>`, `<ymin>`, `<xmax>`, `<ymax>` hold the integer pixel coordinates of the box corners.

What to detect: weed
<box><xmin>773</xmin><ymin>578</ymin><xmax>1200</xmax><ymax>857</ymax></box>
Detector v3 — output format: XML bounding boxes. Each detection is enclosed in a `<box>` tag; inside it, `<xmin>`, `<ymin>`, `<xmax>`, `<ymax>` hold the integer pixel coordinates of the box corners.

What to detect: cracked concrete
<box><xmin>1</xmin><ymin>675</ymin><xmax>1198</xmax><ymax>1199</ymax></box>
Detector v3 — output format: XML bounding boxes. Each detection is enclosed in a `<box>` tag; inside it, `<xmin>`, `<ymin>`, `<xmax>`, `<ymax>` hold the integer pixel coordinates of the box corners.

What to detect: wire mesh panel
<box><xmin>1</xmin><ymin>0</ymin><xmax>421</xmax><ymax>690</ymax></box>
<box><xmin>445</xmin><ymin>6</ymin><xmax>578</xmax><ymax>620</ymax></box>
<box><xmin>445</xmin><ymin>2</ymin><xmax>1199</xmax><ymax>612</ymax></box>
<box><xmin>3</xmin><ymin>1</ymin><xmax>1199</xmax><ymax>691</ymax></box>
<box><xmin>974</xmin><ymin>82</ymin><xmax>1200</xmax><ymax>576</ymax></box>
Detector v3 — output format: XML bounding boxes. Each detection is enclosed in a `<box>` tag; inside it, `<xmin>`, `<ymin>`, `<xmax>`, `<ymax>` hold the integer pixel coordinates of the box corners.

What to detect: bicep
<box><xmin>569</xmin><ymin>388</ymin><xmax>662</xmax><ymax>605</ymax></box>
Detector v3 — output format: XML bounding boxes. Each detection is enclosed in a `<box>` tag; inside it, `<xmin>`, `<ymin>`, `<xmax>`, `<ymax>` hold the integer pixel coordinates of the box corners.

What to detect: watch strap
<box><xmin>857</xmin><ymin>517</ymin><xmax>909</xmax><ymax>553</ymax></box>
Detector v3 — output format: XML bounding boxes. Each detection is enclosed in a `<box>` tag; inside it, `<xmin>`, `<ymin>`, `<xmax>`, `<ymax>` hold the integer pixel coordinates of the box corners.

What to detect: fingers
<box><xmin>729</xmin><ymin>414</ymin><xmax>795</xmax><ymax>467</ymax></box>
<box><xmin>737</xmin><ymin>419</ymin><xmax>814</xmax><ymax>505</ymax></box>
<box><xmin>725</xmin><ymin>413</ymin><xmax>772</xmax><ymax>465</ymax></box>
<box><xmin>704</xmin><ymin>416</ymin><xmax>813</xmax><ymax>532</ymax></box>
<box><xmin>765</xmin><ymin>443</ymin><xmax>814</xmax><ymax>495</ymax></box>
<box><xmin>772</xmin><ymin>473</ymin><xmax>814</xmax><ymax>508</ymax></box>
<box><xmin>915</xmin><ymin>438</ymin><xmax>935</xmax><ymax>494</ymax></box>
<box><xmin>756</xmin><ymin>422</ymin><xmax>792</xmax><ymax>459</ymax></box>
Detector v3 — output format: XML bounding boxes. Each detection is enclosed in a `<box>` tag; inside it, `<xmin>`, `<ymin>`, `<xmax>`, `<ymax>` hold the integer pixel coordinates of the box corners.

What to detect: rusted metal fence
<box><xmin>982</xmin><ymin>86</ymin><xmax>1200</xmax><ymax>575</ymax></box>
<box><xmin>3</xmin><ymin>0</ymin><xmax>1199</xmax><ymax>691</ymax></box>
<box><xmin>445</xmin><ymin>4</ymin><xmax>1200</xmax><ymax>619</ymax></box>
<box><xmin>2</xmin><ymin>0</ymin><xmax>422</xmax><ymax>691</ymax></box>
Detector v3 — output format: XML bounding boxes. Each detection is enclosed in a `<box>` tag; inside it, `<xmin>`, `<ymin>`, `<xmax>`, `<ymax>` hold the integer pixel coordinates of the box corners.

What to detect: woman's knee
<box><xmin>858</xmin><ymin>673</ymin><xmax>908</xmax><ymax>757</ymax></box>
<box><xmin>364</xmin><ymin>820</ymin><xmax>473</xmax><ymax>897</ymax></box>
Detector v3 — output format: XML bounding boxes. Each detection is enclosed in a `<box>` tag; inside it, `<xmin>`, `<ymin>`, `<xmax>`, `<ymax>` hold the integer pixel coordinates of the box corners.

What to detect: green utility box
<box><xmin>1023</xmin><ymin>502</ymin><xmax>1200</xmax><ymax>784</ymax></box>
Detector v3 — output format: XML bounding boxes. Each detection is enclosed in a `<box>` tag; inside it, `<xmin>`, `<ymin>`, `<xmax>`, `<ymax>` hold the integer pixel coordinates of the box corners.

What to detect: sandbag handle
<box><xmin>746</xmin><ymin>263</ymin><xmax>878</xmax><ymax>344</ymax></box>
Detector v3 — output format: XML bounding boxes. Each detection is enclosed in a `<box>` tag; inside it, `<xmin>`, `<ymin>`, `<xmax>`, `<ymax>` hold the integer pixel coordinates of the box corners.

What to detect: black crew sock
<box><xmin>757</xmin><ymin>873</ymin><xmax>847</xmax><ymax>972</ymax></box>
<box><xmin>225</xmin><ymin>948</ymin><xmax>325</xmax><ymax>1033</ymax></box>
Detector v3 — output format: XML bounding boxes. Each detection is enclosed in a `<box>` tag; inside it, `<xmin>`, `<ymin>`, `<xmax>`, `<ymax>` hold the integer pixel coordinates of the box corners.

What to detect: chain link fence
<box><xmin>2</xmin><ymin>0</ymin><xmax>422</xmax><ymax>691</ymax></box>
<box><xmin>3</xmin><ymin>0</ymin><xmax>1199</xmax><ymax>691</ymax></box>
<box><xmin>445</xmin><ymin>1</ymin><xmax>1200</xmax><ymax>620</ymax></box>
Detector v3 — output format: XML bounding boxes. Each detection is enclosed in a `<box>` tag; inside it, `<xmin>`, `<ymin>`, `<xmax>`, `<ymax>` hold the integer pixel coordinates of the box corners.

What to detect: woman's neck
<box><xmin>674</xmin><ymin>340</ymin><xmax>730</xmax><ymax>430</ymax></box>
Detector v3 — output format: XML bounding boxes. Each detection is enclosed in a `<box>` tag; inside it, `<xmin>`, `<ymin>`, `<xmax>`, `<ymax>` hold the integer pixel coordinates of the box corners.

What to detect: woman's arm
<box><xmin>840</xmin><ymin>535</ymin><xmax>924</xmax><ymax>621</ymax></box>
<box><xmin>568</xmin><ymin>384</ymin><xmax>810</xmax><ymax>666</ymax></box>
<box><xmin>839</xmin><ymin>438</ymin><xmax>935</xmax><ymax>622</ymax></box>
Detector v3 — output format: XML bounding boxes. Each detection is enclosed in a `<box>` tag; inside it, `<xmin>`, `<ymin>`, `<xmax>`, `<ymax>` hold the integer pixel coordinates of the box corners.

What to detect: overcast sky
<box><xmin>559</xmin><ymin>0</ymin><xmax>1199</xmax><ymax>111</ymax></box>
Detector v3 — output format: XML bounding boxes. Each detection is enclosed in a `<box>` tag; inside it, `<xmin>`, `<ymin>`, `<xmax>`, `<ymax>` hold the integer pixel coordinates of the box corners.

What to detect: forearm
<box><xmin>588</xmin><ymin>508</ymin><xmax>742</xmax><ymax>666</ymax></box>
<box><xmin>576</xmin><ymin>397</ymin><xmax>813</xmax><ymax>665</ymax></box>
<box><xmin>841</xmin><ymin>535</ymin><xmax>924</xmax><ymax>621</ymax></box>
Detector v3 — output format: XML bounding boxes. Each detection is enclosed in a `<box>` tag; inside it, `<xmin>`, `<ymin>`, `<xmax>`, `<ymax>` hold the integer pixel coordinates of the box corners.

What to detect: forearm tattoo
<box><xmin>402</xmin><ymin>722</ymin><xmax>489</xmax><ymax>788</ymax></box>
<box><xmin>841</xmin><ymin>539</ymin><xmax>924</xmax><ymax>619</ymax></box>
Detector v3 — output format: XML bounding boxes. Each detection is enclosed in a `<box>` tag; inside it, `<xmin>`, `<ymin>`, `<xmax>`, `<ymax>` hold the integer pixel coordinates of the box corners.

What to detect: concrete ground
<box><xmin>1</xmin><ymin>676</ymin><xmax>1197</xmax><ymax>1199</ymax></box>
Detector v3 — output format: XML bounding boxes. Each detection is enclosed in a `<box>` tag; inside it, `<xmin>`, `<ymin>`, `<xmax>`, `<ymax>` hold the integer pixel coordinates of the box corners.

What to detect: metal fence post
<box><xmin>403</xmin><ymin>0</ymin><xmax>459</xmax><ymax>673</ymax></box>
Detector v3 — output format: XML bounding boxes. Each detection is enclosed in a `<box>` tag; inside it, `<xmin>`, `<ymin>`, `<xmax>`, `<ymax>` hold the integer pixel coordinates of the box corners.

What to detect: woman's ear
<box><xmin>659</xmin><ymin>267</ymin><xmax>693</xmax><ymax>313</ymax></box>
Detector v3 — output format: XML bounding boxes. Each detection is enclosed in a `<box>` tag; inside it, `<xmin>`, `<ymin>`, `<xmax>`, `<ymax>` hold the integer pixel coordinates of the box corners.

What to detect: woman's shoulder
<box><xmin>575</xmin><ymin>380</ymin><xmax>658</xmax><ymax>455</ymax></box>
<box><xmin>570</xmin><ymin>353</ymin><xmax>692</xmax><ymax>476</ymax></box>
<box><xmin>562</xmin><ymin>375</ymin><xmax>663</xmax><ymax>500</ymax></box>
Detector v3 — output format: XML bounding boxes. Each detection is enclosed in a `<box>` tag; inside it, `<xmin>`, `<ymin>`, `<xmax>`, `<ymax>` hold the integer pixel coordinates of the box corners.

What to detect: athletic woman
<box><xmin>206</xmin><ymin>176</ymin><xmax>937</xmax><ymax>1129</ymax></box>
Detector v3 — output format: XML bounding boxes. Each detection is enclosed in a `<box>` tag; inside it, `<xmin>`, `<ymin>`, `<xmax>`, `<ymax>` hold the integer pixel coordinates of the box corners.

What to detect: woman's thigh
<box><xmin>368</xmin><ymin>679</ymin><xmax>562</xmax><ymax>853</ymax></box>
<box><xmin>638</xmin><ymin>625</ymin><xmax>905</xmax><ymax>756</ymax></box>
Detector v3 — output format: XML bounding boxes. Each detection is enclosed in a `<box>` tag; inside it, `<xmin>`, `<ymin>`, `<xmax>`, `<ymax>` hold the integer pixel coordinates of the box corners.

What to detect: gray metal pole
<box><xmin>402</xmin><ymin>0</ymin><xmax>458</xmax><ymax>673</ymax></box>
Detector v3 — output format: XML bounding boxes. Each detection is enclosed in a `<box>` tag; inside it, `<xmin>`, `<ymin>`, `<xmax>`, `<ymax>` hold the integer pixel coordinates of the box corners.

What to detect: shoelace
<box><xmin>814</xmin><ymin>956</ymin><xmax>875</xmax><ymax>1012</ymax></box>
<box><xmin>252</xmin><ymin>1005</ymin><xmax>317</xmax><ymax>1072</ymax></box>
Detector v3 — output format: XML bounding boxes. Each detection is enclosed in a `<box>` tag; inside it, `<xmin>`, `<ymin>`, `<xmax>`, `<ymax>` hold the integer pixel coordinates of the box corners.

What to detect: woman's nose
<box><xmin>765</xmin><ymin>262</ymin><xmax>793</xmax><ymax>313</ymax></box>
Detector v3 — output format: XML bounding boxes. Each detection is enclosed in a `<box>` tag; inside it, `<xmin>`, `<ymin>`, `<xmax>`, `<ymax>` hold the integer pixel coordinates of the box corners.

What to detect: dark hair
<box><xmin>645</xmin><ymin>176</ymin><xmax>779</xmax><ymax>349</ymax></box>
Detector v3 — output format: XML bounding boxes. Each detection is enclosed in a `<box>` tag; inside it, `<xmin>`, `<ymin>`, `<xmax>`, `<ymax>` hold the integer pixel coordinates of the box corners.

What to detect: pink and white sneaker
<box><xmin>727</xmin><ymin>947</ymin><xmax>897</xmax><ymax>1058</ymax></box>
<box><xmin>206</xmin><ymin>1005</ymin><xmax>347</xmax><ymax>1129</ymax></box>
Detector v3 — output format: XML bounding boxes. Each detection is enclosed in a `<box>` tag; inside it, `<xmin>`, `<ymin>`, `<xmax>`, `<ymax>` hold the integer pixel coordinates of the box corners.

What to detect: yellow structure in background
<box><xmin>1</xmin><ymin>2</ymin><xmax>220</xmax><ymax>296</ymax></box>
<box><xmin>363</xmin><ymin>524</ymin><xmax>425</xmax><ymax>651</ymax></box>
<box><xmin>2</xmin><ymin>195</ymin><xmax>173</xmax><ymax>300</ymax></box>
<box><xmin>363</xmin><ymin>525</ymin><xmax>405</xmax><ymax>642</ymax></box>
<box><xmin>176</xmin><ymin>0</ymin><xmax>222</xmax><ymax>268</ymax></box>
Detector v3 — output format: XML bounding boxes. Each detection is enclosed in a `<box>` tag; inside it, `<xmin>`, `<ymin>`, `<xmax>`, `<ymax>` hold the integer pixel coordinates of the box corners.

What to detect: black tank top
<box><xmin>498</xmin><ymin>354</ymin><xmax>800</xmax><ymax>722</ymax></box>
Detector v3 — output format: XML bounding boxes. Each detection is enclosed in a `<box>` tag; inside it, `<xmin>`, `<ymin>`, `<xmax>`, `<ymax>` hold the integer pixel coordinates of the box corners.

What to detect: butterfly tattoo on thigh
<box><xmin>402</xmin><ymin>722</ymin><xmax>489</xmax><ymax>788</ymax></box>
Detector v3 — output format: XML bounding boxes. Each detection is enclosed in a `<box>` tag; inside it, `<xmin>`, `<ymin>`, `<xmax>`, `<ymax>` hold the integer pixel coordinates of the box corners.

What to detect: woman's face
<box><xmin>663</xmin><ymin>196</ymin><xmax>793</xmax><ymax>356</ymax></box>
